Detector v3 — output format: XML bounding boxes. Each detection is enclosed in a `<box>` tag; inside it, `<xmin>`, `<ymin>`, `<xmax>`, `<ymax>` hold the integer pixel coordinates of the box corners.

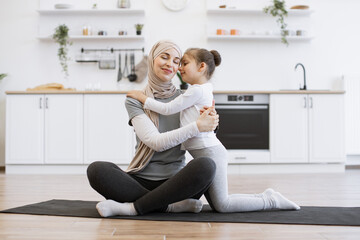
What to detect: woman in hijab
<box><xmin>87</xmin><ymin>40</ymin><xmax>219</xmax><ymax>217</ymax></box>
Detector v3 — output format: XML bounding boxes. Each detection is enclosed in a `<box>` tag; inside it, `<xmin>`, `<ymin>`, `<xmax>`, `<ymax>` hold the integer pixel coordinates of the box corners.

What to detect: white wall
<box><xmin>1</xmin><ymin>0</ymin><xmax>360</xmax><ymax>166</ymax></box>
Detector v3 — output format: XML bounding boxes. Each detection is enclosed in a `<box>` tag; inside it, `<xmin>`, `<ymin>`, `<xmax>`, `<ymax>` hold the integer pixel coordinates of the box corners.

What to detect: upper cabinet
<box><xmin>206</xmin><ymin>0</ymin><xmax>313</xmax><ymax>42</ymax></box>
<box><xmin>37</xmin><ymin>0</ymin><xmax>145</xmax><ymax>41</ymax></box>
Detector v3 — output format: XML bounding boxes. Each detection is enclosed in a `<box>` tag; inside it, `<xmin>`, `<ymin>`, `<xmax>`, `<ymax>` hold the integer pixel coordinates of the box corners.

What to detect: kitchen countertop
<box><xmin>5</xmin><ymin>90</ymin><xmax>345</xmax><ymax>94</ymax></box>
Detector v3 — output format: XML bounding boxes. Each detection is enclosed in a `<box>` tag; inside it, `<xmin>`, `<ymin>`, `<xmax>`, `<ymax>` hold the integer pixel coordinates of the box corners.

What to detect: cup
<box><xmin>296</xmin><ymin>30</ymin><xmax>307</xmax><ymax>36</ymax></box>
<box><xmin>230</xmin><ymin>29</ymin><xmax>239</xmax><ymax>35</ymax></box>
<box><xmin>216</xmin><ymin>29</ymin><xmax>226</xmax><ymax>35</ymax></box>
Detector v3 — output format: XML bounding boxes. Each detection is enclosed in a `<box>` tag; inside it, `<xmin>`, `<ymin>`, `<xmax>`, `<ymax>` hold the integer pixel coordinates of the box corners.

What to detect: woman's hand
<box><xmin>127</xmin><ymin>90</ymin><xmax>148</xmax><ymax>104</ymax></box>
<box><xmin>196</xmin><ymin>107</ymin><xmax>219</xmax><ymax>132</ymax></box>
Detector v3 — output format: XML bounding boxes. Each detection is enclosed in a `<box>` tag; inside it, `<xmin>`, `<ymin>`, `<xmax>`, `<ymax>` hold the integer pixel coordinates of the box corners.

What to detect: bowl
<box><xmin>54</xmin><ymin>3</ymin><xmax>74</xmax><ymax>9</ymax></box>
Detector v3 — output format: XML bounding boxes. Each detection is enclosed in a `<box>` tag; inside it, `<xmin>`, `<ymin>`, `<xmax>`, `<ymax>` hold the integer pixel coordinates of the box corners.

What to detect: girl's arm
<box><xmin>131</xmin><ymin>107</ymin><xmax>218</xmax><ymax>152</ymax></box>
<box><xmin>144</xmin><ymin>86</ymin><xmax>203</xmax><ymax>115</ymax></box>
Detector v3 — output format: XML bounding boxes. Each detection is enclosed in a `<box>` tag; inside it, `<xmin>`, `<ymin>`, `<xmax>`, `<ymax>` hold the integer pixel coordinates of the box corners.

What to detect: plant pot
<box><xmin>136</xmin><ymin>30</ymin><xmax>142</xmax><ymax>35</ymax></box>
<box><xmin>180</xmin><ymin>83</ymin><xmax>188</xmax><ymax>90</ymax></box>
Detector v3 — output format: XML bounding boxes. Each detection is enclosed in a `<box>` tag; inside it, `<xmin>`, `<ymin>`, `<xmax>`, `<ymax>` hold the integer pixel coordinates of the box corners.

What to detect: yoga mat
<box><xmin>1</xmin><ymin>199</ymin><xmax>360</xmax><ymax>226</ymax></box>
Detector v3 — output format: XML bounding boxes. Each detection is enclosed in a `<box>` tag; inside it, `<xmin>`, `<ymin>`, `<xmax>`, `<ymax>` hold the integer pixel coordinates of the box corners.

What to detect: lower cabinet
<box><xmin>6</xmin><ymin>94</ymin><xmax>83</xmax><ymax>164</ymax></box>
<box><xmin>84</xmin><ymin>94</ymin><xmax>134</xmax><ymax>164</ymax></box>
<box><xmin>270</xmin><ymin>94</ymin><xmax>345</xmax><ymax>163</ymax></box>
<box><xmin>6</xmin><ymin>93</ymin><xmax>134</xmax><ymax>167</ymax></box>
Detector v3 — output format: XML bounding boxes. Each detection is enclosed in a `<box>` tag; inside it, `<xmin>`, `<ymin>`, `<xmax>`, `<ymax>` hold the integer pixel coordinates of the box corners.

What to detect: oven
<box><xmin>214</xmin><ymin>94</ymin><xmax>270</xmax><ymax>163</ymax></box>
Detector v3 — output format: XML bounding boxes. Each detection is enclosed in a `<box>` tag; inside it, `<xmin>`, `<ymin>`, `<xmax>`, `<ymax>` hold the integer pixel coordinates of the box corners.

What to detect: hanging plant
<box><xmin>52</xmin><ymin>24</ymin><xmax>72</xmax><ymax>78</ymax></box>
<box><xmin>263</xmin><ymin>0</ymin><xmax>289</xmax><ymax>45</ymax></box>
<box><xmin>0</xmin><ymin>73</ymin><xmax>7</xmax><ymax>81</ymax></box>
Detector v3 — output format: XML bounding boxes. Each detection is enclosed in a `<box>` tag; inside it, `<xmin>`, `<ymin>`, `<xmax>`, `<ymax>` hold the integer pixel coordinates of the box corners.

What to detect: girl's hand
<box><xmin>196</xmin><ymin>107</ymin><xmax>219</xmax><ymax>132</ymax></box>
<box><xmin>127</xmin><ymin>90</ymin><xmax>148</xmax><ymax>104</ymax></box>
<box><xmin>200</xmin><ymin>99</ymin><xmax>216</xmax><ymax>116</ymax></box>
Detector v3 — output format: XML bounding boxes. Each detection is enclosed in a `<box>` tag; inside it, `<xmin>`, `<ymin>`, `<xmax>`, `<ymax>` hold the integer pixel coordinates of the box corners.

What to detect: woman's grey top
<box><xmin>125</xmin><ymin>90</ymin><xmax>186</xmax><ymax>180</ymax></box>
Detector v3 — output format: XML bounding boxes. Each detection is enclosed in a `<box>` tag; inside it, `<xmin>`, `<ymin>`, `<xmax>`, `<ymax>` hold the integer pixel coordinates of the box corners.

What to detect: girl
<box><xmin>127</xmin><ymin>48</ymin><xmax>300</xmax><ymax>213</ymax></box>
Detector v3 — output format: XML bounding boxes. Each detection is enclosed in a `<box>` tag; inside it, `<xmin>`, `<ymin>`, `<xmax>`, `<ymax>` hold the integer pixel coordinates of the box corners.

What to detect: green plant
<box><xmin>135</xmin><ymin>24</ymin><xmax>144</xmax><ymax>31</ymax></box>
<box><xmin>52</xmin><ymin>24</ymin><xmax>72</xmax><ymax>78</ymax></box>
<box><xmin>263</xmin><ymin>0</ymin><xmax>288</xmax><ymax>45</ymax></box>
<box><xmin>176</xmin><ymin>71</ymin><xmax>188</xmax><ymax>89</ymax></box>
<box><xmin>0</xmin><ymin>73</ymin><xmax>7</xmax><ymax>81</ymax></box>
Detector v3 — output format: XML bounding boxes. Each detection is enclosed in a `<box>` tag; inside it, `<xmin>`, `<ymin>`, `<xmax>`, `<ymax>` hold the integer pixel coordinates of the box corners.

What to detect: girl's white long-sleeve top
<box><xmin>144</xmin><ymin>83</ymin><xmax>221</xmax><ymax>150</ymax></box>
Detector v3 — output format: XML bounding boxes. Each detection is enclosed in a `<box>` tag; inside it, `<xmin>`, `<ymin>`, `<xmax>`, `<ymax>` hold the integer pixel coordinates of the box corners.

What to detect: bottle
<box><xmin>118</xmin><ymin>0</ymin><xmax>130</xmax><ymax>8</ymax></box>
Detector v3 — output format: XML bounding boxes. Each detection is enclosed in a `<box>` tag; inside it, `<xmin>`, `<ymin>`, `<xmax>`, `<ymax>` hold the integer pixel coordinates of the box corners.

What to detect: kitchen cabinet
<box><xmin>6</xmin><ymin>94</ymin><xmax>83</xmax><ymax>164</ymax></box>
<box><xmin>84</xmin><ymin>94</ymin><xmax>134</xmax><ymax>164</ymax></box>
<box><xmin>6</xmin><ymin>93</ymin><xmax>135</xmax><ymax>171</ymax></box>
<box><xmin>6</xmin><ymin>95</ymin><xmax>45</xmax><ymax>164</ymax></box>
<box><xmin>270</xmin><ymin>94</ymin><xmax>345</xmax><ymax>163</ymax></box>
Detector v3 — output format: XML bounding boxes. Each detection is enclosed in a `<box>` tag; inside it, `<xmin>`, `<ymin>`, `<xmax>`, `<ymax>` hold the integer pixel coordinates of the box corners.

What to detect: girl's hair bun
<box><xmin>210</xmin><ymin>50</ymin><xmax>221</xmax><ymax>67</ymax></box>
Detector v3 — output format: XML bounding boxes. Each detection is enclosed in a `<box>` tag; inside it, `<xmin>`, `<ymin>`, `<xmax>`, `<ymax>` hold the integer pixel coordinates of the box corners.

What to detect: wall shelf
<box><xmin>207</xmin><ymin>9</ymin><xmax>314</xmax><ymax>16</ymax></box>
<box><xmin>207</xmin><ymin>35</ymin><xmax>313</xmax><ymax>41</ymax></box>
<box><xmin>38</xmin><ymin>35</ymin><xmax>144</xmax><ymax>41</ymax></box>
<box><xmin>37</xmin><ymin>9</ymin><xmax>145</xmax><ymax>14</ymax></box>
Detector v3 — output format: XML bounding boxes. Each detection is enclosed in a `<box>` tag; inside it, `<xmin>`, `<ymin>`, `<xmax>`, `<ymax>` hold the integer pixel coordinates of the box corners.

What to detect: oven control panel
<box><xmin>214</xmin><ymin>94</ymin><xmax>269</xmax><ymax>104</ymax></box>
<box><xmin>227</xmin><ymin>95</ymin><xmax>254</xmax><ymax>102</ymax></box>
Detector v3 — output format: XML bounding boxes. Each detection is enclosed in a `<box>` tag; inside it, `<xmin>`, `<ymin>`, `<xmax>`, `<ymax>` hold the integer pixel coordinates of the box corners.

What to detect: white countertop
<box><xmin>6</xmin><ymin>90</ymin><xmax>345</xmax><ymax>94</ymax></box>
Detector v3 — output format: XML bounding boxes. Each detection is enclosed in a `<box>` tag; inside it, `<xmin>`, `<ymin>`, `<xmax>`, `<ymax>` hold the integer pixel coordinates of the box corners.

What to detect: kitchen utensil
<box><xmin>122</xmin><ymin>52</ymin><xmax>129</xmax><ymax>77</ymax></box>
<box><xmin>98</xmin><ymin>52</ymin><xmax>116</xmax><ymax>70</ymax></box>
<box><xmin>127</xmin><ymin>52</ymin><xmax>137</xmax><ymax>82</ymax></box>
<box><xmin>117</xmin><ymin>52</ymin><xmax>122</xmax><ymax>82</ymax></box>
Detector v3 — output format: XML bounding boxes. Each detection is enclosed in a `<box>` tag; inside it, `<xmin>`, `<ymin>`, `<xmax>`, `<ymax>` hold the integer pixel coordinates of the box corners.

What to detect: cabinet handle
<box><xmin>310</xmin><ymin>97</ymin><xmax>313</xmax><ymax>108</ymax></box>
<box><xmin>235</xmin><ymin>156</ymin><xmax>247</xmax><ymax>160</ymax></box>
<box><xmin>303</xmin><ymin>97</ymin><xmax>307</xmax><ymax>108</ymax></box>
<box><xmin>39</xmin><ymin>98</ymin><xmax>42</xmax><ymax>109</ymax></box>
<box><xmin>45</xmin><ymin>97</ymin><xmax>48</xmax><ymax>109</ymax></box>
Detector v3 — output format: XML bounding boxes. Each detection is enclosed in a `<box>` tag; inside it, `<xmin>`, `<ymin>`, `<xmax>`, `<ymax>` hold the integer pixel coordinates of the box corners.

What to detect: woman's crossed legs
<box><xmin>87</xmin><ymin>157</ymin><xmax>216</xmax><ymax>216</ymax></box>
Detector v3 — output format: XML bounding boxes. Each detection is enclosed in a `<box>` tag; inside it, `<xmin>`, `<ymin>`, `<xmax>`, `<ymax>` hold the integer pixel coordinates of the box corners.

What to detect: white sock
<box><xmin>167</xmin><ymin>199</ymin><xmax>203</xmax><ymax>213</ymax></box>
<box><xmin>96</xmin><ymin>200</ymin><xmax>137</xmax><ymax>217</ymax></box>
<box><xmin>256</xmin><ymin>188</ymin><xmax>275</xmax><ymax>198</ymax></box>
<box><xmin>271</xmin><ymin>192</ymin><xmax>301</xmax><ymax>210</ymax></box>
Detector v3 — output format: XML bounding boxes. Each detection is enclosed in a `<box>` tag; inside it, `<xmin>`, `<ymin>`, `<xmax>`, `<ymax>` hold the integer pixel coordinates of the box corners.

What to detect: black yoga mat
<box><xmin>1</xmin><ymin>199</ymin><xmax>359</xmax><ymax>226</ymax></box>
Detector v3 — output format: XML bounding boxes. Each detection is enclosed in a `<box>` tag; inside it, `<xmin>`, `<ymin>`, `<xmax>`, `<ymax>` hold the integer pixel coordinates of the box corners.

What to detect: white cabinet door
<box><xmin>270</xmin><ymin>94</ymin><xmax>309</xmax><ymax>163</ymax></box>
<box><xmin>84</xmin><ymin>94</ymin><xmax>134</xmax><ymax>164</ymax></box>
<box><xmin>44</xmin><ymin>95</ymin><xmax>83</xmax><ymax>164</ymax></box>
<box><xmin>6</xmin><ymin>94</ymin><xmax>45</xmax><ymax>164</ymax></box>
<box><xmin>309</xmin><ymin>94</ymin><xmax>345</xmax><ymax>163</ymax></box>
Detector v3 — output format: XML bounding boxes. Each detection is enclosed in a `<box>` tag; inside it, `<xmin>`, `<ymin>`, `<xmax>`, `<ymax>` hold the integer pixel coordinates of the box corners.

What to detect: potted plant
<box><xmin>0</xmin><ymin>73</ymin><xmax>7</xmax><ymax>81</ymax></box>
<box><xmin>52</xmin><ymin>24</ymin><xmax>72</xmax><ymax>78</ymax></box>
<box><xmin>263</xmin><ymin>0</ymin><xmax>288</xmax><ymax>45</ymax></box>
<box><xmin>177</xmin><ymin>72</ymin><xmax>188</xmax><ymax>90</ymax></box>
<box><xmin>135</xmin><ymin>24</ymin><xmax>144</xmax><ymax>35</ymax></box>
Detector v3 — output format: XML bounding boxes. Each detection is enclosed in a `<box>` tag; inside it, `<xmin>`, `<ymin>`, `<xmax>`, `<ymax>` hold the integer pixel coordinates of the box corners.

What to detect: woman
<box><xmin>87</xmin><ymin>40</ymin><xmax>219</xmax><ymax>217</ymax></box>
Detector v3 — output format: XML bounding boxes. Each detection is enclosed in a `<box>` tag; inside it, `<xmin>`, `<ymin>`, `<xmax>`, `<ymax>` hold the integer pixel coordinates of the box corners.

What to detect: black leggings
<box><xmin>87</xmin><ymin>157</ymin><xmax>216</xmax><ymax>215</ymax></box>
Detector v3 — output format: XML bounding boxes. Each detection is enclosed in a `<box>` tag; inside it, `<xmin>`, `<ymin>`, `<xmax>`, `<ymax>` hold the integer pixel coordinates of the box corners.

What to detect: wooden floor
<box><xmin>0</xmin><ymin>170</ymin><xmax>359</xmax><ymax>240</ymax></box>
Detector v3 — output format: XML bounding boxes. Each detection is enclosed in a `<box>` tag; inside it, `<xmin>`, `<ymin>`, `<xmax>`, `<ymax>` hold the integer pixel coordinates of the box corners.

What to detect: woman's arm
<box><xmin>131</xmin><ymin>114</ymin><xmax>199</xmax><ymax>152</ymax></box>
<box><xmin>131</xmin><ymin>107</ymin><xmax>218</xmax><ymax>152</ymax></box>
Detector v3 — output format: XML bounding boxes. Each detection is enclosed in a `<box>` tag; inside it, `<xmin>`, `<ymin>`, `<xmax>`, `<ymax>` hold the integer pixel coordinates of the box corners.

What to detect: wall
<box><xmin>1</xmin><ymin>0</ymin><xmax>360</xmax><ymax>166</ymax></box>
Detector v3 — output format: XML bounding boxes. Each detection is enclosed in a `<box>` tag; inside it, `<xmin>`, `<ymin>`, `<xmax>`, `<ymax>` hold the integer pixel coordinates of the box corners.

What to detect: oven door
<box><xmin>215</xmin><ymin>105</ymin><xmax>269</xmax><ymax>149</ymax></box>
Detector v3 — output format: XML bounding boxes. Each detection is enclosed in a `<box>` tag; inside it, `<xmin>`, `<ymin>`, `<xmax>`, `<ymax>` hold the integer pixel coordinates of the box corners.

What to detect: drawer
<box><xmin>227</xmin><ymin>150</ymin><xmax>270</xmax><ymax>164</ymax></box>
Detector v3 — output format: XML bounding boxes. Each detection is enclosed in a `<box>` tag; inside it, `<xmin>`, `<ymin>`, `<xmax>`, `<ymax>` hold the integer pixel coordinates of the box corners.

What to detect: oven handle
<box><xmin>215</xmin><ymin>105</ymin><xmax>268</xmax><ymax>109</ymax></box>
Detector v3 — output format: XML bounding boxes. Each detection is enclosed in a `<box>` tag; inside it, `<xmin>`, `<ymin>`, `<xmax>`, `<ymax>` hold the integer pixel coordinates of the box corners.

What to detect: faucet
<box><xmin>295</xmin><ymin>63</ymin><xmax>307</xmax><ymax>90</ymax></box>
